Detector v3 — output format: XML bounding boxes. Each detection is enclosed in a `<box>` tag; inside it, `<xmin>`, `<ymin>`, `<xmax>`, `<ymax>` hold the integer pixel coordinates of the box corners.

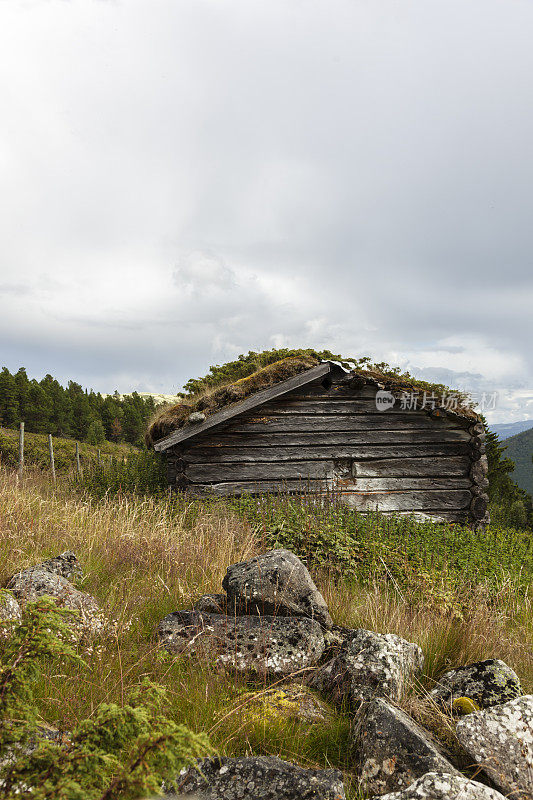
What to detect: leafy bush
<box><xmin>233</xmin><ymin>493</ymin><xmax>533</xmax><ymax>594</ymax></box>
<box><xmin>0</xmin><ymin>598</ymin><xmax>210</xmax><ymax>799</ymax></box>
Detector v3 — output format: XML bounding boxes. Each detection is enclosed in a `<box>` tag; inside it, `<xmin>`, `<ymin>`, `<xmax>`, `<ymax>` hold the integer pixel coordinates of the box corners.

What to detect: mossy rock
<box><xmin>241</xmin><ymin>684</ymin><xmax>333</xmax><ymax>727</ymax></box>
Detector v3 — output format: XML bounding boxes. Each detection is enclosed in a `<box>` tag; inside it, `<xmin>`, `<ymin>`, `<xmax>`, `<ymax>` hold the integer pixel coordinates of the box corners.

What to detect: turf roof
<box><xmin>146</xmin><ymin>355</ymin><xmax>479</xmax><ymax>447</ymax></box>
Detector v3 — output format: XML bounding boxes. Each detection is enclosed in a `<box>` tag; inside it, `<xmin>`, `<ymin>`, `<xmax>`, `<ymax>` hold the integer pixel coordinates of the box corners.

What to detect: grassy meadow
<box><xmin>1</xmin><ymin>464</ymin><xmax>532</xmax><ymax>795</ymax></box>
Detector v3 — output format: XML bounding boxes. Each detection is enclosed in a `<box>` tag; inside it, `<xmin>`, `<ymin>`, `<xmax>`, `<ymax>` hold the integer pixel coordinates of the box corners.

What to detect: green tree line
<box><xmin>0</xmin><ymin>367</ymin><xmax>157</xmax><ymax>448</ymax></box>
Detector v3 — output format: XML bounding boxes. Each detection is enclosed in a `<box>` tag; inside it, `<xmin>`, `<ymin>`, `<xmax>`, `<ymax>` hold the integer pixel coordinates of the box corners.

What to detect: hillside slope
<box><xmin>0</xmin><ymin>427</ymin><xmax>135</xmax><ymax>474</ymax></box>
<box><xmin>503</xmin><ymin>427</ymin><xmax>533</xmax><ymax>495</ymax></box>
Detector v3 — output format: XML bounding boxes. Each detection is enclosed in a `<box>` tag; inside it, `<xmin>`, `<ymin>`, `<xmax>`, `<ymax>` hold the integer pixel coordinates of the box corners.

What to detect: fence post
<box><xmin>48</xmin><ymin>434</ymin><xmax>56</xmax><ymax>484</ymax></box>
<box><xmin>97</xmin><ymin>448</ymin><xmax>101</xmax><ymax>464</ymax></box>
<box><xmin>75</xmin><ymin>441</ymin><xmax>81</xmax><ymax>476</ymax></box>
<box><xmin>18</xmin><ymin>422</ymin><xmax>24</xmax><ymax>478</ymax></box>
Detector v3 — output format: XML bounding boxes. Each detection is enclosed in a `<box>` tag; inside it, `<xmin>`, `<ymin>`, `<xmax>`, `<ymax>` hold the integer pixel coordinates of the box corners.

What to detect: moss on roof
<box><xmin>145</xmin><ymin>356</ymin><xmax>319</xmax><ymax>446</ymax></box>
<box><xmin>146</xmin><ymin>355</ymin><xmax>479</xmax><ymax>447</ymax></box>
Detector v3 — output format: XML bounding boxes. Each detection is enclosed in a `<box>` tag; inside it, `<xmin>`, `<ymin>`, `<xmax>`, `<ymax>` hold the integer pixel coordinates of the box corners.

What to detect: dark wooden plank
<box><xmin>285</xmin><ymin>385</ymin><xmax>379</xmax><ymax>400</ymax></box>
<box><xmin>353</xmin><ymin>456</ymin><xmax>470</xmax><ymax>477</ymax></box>
<box><xmin>179</xmin><ymin>428</ymin><xmax>472</xmax><ymax>449</ymax></box>
<box><xmin>258</xmin><ymin>400</ymin><xmax>436</xmax><ymax>415</ymax></box>
<box><xmin>343</xmin><ymin>477</ymin><xmax>471</xmax><ymax>490</ymax></box>
<box><xmin>153</xmin><ymin>362</ymin><xmax>332</xmax><ymax>451</ymax></box>
<box><xmin>186</xmin><ymin>479</ymin><xmax>327</xmax><ymax>497</ymax></box>
<box><xmin>181</xmin><ymin>443</ymin><xmax>469</xmax><ymax>463</ymax></box>
<box><xmin>185</xmin><ymin>456</ymin><xmax>469</xmax><ymax>482</ymax></box>
<box><xmin>227</xmin><ymin>414</ymin><xmax>462</xmax><ymax>433</ymax></box>
<box><xmin>187</xmin><ymin>460</ymin><xmax>336</xmax><ymax>482</ymax></box>
<box><xmin>185</xmin><ymin>482</ymin><xmax>471</xmax><ymax>510</ymax></box>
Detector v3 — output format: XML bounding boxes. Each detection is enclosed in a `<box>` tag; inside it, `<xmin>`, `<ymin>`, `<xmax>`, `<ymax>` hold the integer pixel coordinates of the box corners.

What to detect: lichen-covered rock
<box><xmin>0</xmin><ymin>591</ymin><xmax>22</xmax><ymax>623</ymax></box>
<box><xmin>193</xmin><ymin>594</ymin><xmax>228</xmax><ymax>614</ymax></box>
<box><xmin>430</xmin><ymin>659</ymin><xmax>522</xmax><ymax>710</ymax></box>
<box><xmin>158</xmin><ymin>610</ymin><xmax>326</xmax><ymax>676</ymax></box>
<box><xmin>456</xmin><ymin>695</ymin><xmax>533</xmax><ymax>800</ymax></box>
<box><xmin>310</xmin><ymin>629</ymin><xmax>423</xmax><ymax>706</ymax></box>
<box><xmin>242</xmin><ymin>684</ymin><xmax>333</xmax><ymax>726</ymax></box>
<box><xmin>222</xmin><ymin>549</ymin><xmax>333</xmax><ymax>628</ymax></box>
<box><xmin>369</xmin><ymin>771</ymin><xmax>508</xmax><ymax>800</ymax></box>
<box><xmin>170</xmin><ymin>755</ymin><xmax>346</xmax><ymax>799</ymax></box>
<box><xmin>355</xmin><ymin>699</ymin><xmax>459</xmax><ymax>796</ymax></box>
<box><xmin>8</xmin><ymin>551</ymin><xmax>82</xmax><ymax>584</ymax></box>
<box><xmin>6</xmin><ymin>570</ymin><xmax>105</xmax><ymax>635</ymax></box>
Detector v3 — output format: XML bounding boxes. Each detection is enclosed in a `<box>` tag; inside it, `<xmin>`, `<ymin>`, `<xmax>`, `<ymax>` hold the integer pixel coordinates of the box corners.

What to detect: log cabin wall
<box><xmin>164</xmin><ymin>374</ymin><xmax>489</xmax><ymax>525</ymax></box>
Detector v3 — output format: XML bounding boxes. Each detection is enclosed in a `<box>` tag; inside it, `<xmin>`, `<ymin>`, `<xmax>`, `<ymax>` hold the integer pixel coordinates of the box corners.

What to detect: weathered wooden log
<box><xmin>180</xmin><ymin>442</ymin><xmax>470</xmax><ymax>464</ymax></box>
<box><xmin>228</xmin><ymin>414</ymin><xmax>462</xmax><ymax>433</ymax></box>
<box><xmin>180</xmin><ymin>428</ymin><xmax>472</xmax><ymax>450</ymax></box>
<box><xmin>470</xmin><ymin>455</ymin><xmax>489</xmax><ymax>485</ymax></box>
<box><xmin>470</xmin><ymin>493</ymin><xmax>489</xmax><ymax>519</ymax></box>
<box><xmin>186</xmin><ymin>456</ymin><xmax>470</xmax><ymax>483</ymax></box>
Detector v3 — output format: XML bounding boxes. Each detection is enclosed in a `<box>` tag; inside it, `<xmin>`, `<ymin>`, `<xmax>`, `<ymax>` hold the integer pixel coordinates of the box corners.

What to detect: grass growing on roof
<box><xmin>146</xmin><ymin>347</ymin><xmax>479</xmax><ymax>446</ymax></box>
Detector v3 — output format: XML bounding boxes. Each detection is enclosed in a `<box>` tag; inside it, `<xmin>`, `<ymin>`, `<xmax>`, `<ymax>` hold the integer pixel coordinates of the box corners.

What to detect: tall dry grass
<box><xmin>0</xmin><ymin>466</ymin><xmax>531</xmax><ymax>785</ymax></box>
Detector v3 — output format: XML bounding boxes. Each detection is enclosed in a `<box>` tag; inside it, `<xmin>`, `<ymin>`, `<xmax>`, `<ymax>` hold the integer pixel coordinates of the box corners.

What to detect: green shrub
<box><xmin>0</xmin><ymin>598</ymin><xmax>211</xmax><ymax>799</ymax></box>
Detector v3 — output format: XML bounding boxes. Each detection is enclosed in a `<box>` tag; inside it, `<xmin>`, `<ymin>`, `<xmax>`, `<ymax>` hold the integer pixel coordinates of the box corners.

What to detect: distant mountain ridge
<box><xmin>491</xmin><ymin>419</ymin><xmax>533</xmax><ymax>440</ymax></box>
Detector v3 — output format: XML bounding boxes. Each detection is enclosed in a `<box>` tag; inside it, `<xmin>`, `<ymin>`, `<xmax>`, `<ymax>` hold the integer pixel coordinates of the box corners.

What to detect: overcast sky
<box><xmin>1</xmin><ymin>0</ymin><xmax>532</xmax><ymax>422</ymax></box>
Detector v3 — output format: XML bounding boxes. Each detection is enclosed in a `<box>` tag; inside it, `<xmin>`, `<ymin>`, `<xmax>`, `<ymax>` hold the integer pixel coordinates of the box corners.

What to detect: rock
<box><xmin>193</xmin><ymin>594</ymin><xmax>228</xmax><ymax>614</ymax></box>
<box><xmin>170</xmin><ymin>755</ymin><xmax>346</xmax><ymax>799</ymax></box>
<box><xmin>456</xmin><ymin>695</ymin><xmax>533</xmax><ymax>800</ymax></box>
<box><xmin>310</xmin><ymin>629</ymin><xmax>423</xmax><ymax>706</ymax></box>
<box><xmin>355</xmin><ymin>699</ymin><xmax>459</xmax><ymax>796</ymax></box>
<box><xmin>0</xmin><ymin>591</ymin><xmax>22</xmax><ymax>623</ymax></box>
<box><xmin>241</xmin><ymin>683</ymin><xmax>333</xmax><ymax>726</ymax></box>
<box><xmin>158</xmin><ymin>610</ymin><xmax>326</xmax><ymax>676</ymax></box>
<box><xmin>369</xmin><ymin>771</ymin><xmax>508</xmax><ymax>800</ymax></box>
<box><xmin>8</xmin><ymin>551</ymin><xmax>83</xmax><ymax>583</ymax></box>
<box><xmin>188</xmin><ymin>412</ymin><xmax>206</xmax><ymax>424</ymax></box>
<box><xmin>430</xmin><ymin>659</ymin><xmax>522</xmax><ymax>710</ymax></box>
<box><xmin>6</xmin><ymin>570</ymin><xmax>105</xmax><ymax>635</ymax></box>
<box><xmin>222</xmin><ymin>549</ymin><xmax>333</xmax><ymax>629</ymax></box>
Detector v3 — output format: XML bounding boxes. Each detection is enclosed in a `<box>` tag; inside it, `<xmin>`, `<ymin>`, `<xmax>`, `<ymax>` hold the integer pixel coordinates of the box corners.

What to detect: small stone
<box><xmin>188</xmin><ymin>412</ymin><xmax>206</xmax><ymax>424</ymax></box>
<box><xmin>193</xmin><ymin>594</ymin><xmax>227</xmax><ymax>614</ymax></box>
<box><xmin>310</xmin><ymin>628</ymin><xmax>423</xmax><ymax>706</ymax></box>
<box><xmin>158</xmin><ymin>610</ymin><xmax>326</xmax><ymax>676</ymax></box>
<box><xmin>354</xmin><ymin>699</ymin><xmax>459</xmax><ymax>795</ymax></box>
<box><xmin>456</xmin><ymin>694</ymin><xmax>533</xmax><ymax>800</ymax></box>
<box><xmin>170</xmin><ymin>755</ymin><xmax>346</xmax><ymax>799</ymax></box>
<box><xmin>430</xmin><ymin>659</ymin><xmax>522</xmax><ymax>710</ymax></box>
<box><xmin>222</xmin><ymin>549</ymin><xmax>333</xmax><ymax>628</ymax></box>
<box><xmin>369</xmin><ymin>771</ymin><xmax>508</xmax><ymax>800</ymax></box>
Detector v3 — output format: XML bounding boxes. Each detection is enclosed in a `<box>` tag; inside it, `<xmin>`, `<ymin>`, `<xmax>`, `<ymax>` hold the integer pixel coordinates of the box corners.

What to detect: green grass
<box><xmin>1</xmin><ymin>468</ymin><xmax>532</xmax><ymax>797</ymax></box>
<box><xmin>0</xmin><ymin>428</ymin><xmax>137</xmax><ymax>475</ymax></box>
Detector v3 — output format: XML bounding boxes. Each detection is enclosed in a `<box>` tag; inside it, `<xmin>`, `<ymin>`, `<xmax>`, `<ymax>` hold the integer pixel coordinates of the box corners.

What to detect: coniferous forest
<box><xmin>0</xmin><ymin>367</ymin><xmax>157</xmax><ymax>447</ymax></box>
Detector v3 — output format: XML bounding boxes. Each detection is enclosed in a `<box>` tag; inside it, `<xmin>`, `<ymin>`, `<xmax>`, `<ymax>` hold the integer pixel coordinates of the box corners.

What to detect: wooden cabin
<box><xmin>152</xmin><ymin>361</ymin><xmax>489</xmax><ymax>526</ymax></box>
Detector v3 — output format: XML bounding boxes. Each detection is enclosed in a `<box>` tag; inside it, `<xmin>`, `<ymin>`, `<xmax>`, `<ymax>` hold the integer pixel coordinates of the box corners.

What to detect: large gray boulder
<box><xmin>310</xmin><ymin>629</ymin><xmax>423</xmax><ymax>706</ymax></box>
<box><xmin>430</xmin><ymin>659</ymin><xmax>522</xmax><ymax>710</ymax></box>
<box><xmin>222</xmin><ymin>549</ymin><xmax>333</xmax><ymax>629</ymax></box>
<box><xmin>354</xmin><ymin>699</ymin><xmax>459</xmax><ymax>796</ymax></box>
<box><xmin>369</xmin><ymin>771</ymin><xmax>508</xmax><ymax>800</ymax></box>
<box><xmin>6</xmin><ymin>570</ymin><xmax>104</xmax><ymax>635</ymax></box>
<box><xmin>158</xmin><ymin>610</ymin><xmax>326</xmax><ymax>676</ymax></box>
<box><xmin>456</xmin><ymin>695</ymin><xmax>533</xmax><ymax>800</ymax></box>
<box><xmin>169</xmin><ymin>755</ymin><xmax>346</xmax><ymax>799</ymax></box>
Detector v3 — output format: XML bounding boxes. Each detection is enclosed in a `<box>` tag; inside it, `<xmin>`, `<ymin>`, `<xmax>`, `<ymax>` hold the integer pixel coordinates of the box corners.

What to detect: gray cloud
<box><xmin>0</xmin><ymin>0</ymin><xmax>532</xmax><ymax>422</ymax></box>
